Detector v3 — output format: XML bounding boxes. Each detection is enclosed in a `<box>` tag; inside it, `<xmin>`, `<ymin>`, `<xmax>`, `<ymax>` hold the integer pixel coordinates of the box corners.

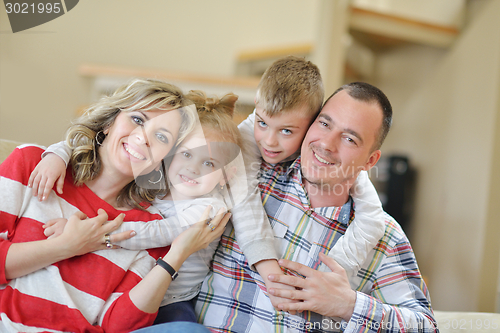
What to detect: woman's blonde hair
<box><xmin>66</xmin><ymin>78</ymin><xmax>197</xmax><ymax>208</ymax></box>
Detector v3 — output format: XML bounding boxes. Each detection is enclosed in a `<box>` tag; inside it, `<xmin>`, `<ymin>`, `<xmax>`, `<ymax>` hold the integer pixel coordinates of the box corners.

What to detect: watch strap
<box><xmin>156</xmin><ymin>257</ymin><xmax>179</xmax><ymax>280</ymax></box>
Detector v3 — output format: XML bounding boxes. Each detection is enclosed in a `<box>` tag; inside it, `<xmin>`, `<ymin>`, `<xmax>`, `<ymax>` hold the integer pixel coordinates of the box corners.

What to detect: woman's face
<box><xmin>101</xmin><ymin>108</ymin><xmax>182</xmax><ymax>180</ymax></box>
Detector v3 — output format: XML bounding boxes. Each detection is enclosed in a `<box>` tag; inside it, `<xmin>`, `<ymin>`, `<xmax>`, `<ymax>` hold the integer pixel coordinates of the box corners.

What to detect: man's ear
<box><xmin>364</xmin><ymin>150</ymin><xmax>381</xmax><ymax>171</ymax></box>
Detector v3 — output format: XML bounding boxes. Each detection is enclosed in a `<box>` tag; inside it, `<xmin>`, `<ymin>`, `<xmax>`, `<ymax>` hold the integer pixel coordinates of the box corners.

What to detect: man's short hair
<box><xmin>255</xmin><ymin>56</ymin><xmax>324</xmax><ymax>118</ymax></box>
<box><xmin>326</xmin><ymin>82</ymin><xmax>392</xmax><ymax>150</ymax></box>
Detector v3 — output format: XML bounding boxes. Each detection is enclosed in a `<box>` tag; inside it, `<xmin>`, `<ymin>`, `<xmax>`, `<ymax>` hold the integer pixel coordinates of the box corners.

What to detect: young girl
<box><xmin>30</xmin><ymin>90</ymin><xmax>282</xmax><ymax>323</ymax></box>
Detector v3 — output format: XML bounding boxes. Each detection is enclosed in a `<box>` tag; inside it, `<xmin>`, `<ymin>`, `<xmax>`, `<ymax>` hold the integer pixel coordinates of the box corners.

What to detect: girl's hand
<box><xmin>169</xmin><ymin>206</ymin><xmax>231</xmax><ymax>261</ymax></box>
<box><xmin>43</xmin><ymin>218</ymin><xmax>68</xmax><ymax>239</ymax></box>
<box><xmin>28</xmin><ymin>153</ymin><xmax>67</xmax><ymax>201</ymax></box>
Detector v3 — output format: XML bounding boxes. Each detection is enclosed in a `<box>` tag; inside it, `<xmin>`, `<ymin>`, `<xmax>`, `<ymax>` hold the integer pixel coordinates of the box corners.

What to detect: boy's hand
<box><xmin>28</xmin><ymin>153</ymin><xmax>67</xmax><ymax>201</ymax></box>
<box><xmin>43</xmin><ymin>218</ymin><xmax>68</xmax><ymax>239</ymax></box>
<box><xmin>265</xmin><ymin>278</ymin><xmax>299</xmax><ymax>314</ymax></box>
<box><xmin>255</xmin><ymin>259</ymin><xmax>300</xmax><ymax>314</ymax></box>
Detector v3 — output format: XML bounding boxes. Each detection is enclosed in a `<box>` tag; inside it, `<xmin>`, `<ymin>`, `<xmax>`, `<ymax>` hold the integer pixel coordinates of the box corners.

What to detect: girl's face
<box><xmin>101</xmin><ymin>108</ymin><xmax>182</xmax><ymax>181</ymax></box>
<box><xmin>167</xmin><ymin>129</ymin><xmax>229</xmax><ymax>200</ymax></box>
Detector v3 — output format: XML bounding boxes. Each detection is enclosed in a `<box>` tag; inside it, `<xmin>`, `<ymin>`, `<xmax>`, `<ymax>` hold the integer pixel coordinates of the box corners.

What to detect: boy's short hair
<box><xmin>255</xmin><ymin>56</ymin><xmax>324</xmax><ymax>117</ymax></box>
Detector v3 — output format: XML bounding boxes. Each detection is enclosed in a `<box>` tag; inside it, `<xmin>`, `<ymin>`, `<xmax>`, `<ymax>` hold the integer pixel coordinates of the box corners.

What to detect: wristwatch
<box><xmin>156</xmin><ymin>257</ymin><xmax>179</xmax><ymax>281</ymax></box>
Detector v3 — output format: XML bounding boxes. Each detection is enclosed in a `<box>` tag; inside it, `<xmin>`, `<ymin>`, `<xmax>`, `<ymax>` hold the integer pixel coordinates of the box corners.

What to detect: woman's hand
<box><xmin>168</xmin><ymin>206</ymin><xmax>231</xmax><ymax>262</ymax></box>
<box><xmin>55</xmin><ymin>209</ymin><xmax>135</xmax><ymax>256</ymax></box>
<box><xmin>5</xmin><ymin>209</ymin><xmax>134</xmax><ymax>280</ymax></box>
<box><xmin>28</xmin><ymin>153</ymin><xmax>67</xmax><ymax>201</ymax></box>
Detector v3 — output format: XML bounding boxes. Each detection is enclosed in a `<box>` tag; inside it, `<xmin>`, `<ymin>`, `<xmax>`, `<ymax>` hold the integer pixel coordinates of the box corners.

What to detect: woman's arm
<box><xmin>4</xmin><ymin>210</ymin><xmax>125</xmax><ymax>280</ymax></box>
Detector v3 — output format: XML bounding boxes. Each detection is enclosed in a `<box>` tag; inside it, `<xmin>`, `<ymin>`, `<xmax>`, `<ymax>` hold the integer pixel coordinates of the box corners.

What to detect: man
<box><xmin>196</xmin><ymin>82</ymin><xmax>437</xmax><ymax>332</ymax></box>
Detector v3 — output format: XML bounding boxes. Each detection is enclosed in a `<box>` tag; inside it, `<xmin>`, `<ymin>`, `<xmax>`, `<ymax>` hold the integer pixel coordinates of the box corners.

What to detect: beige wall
<box><xmin>376</xmin><ymin>0</ymin><xmax>500</xmax><ymax>311</ymax></box>
<box><xmin>0</xmin><ymin>0</ymin><xmax>320</xmax><ymax>145</ymax></box>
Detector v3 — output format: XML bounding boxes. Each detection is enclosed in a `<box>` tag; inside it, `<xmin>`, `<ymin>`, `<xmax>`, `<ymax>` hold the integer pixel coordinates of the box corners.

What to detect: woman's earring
<box><xmin>95</xmin><ymin>131</ymin><xmax>106</xmax><ymax>146</ymax></box>
<box><xmin>148</xmin><ymin>168</ymin><xmax>164</xmax><ymax>184</ymax></box>
<box><xmin>219</xmin><ymin>182</ymin><xmax>225</xmax><ymax>191</ymax></box>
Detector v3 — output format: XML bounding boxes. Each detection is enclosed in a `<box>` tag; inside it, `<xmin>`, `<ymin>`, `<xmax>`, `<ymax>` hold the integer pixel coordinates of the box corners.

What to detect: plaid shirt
<box><xmin>196</xmin><ymin>158</ymin><xmax>437</xmax><ymax>333</ymax></box>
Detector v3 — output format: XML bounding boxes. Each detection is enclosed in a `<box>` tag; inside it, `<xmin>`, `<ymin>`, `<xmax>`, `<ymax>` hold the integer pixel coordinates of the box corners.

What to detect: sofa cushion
<box><xmin>434</xmin><ymin>310</ymin><xmax>500</xmax><ymax>332</ymax></box>
<box><xmin>0</xmin><ymin>139</ymin><xmax>23</xmax><ymax>164</ymax></box>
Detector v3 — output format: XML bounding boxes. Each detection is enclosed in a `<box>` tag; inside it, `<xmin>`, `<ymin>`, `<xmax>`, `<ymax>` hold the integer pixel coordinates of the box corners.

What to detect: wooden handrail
<box><xmin>237</xmin><ymin>43</ymin><xmax>314</xmax><ymax>62</ymax></box>
<box><xmin>350</xmin><ymin>7</ymin><xmax>460</xmax><ymax>36</ymax></box>
<box><xmin>79</xmin><ymin>64</ymin><xmax>260</xmax><ymax>89</ymax></box>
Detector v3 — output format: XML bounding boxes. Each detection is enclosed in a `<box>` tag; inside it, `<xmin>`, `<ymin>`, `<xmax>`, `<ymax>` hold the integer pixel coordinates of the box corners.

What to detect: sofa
<box><xmin>0</xmin><ymin>138</ymin><xmax>24</xmax><ymax>164</ymax></box>
<box><xmin>1</xmin><ymin>139</ymin><xmax>499</xmax><ymax>332</ymax></box>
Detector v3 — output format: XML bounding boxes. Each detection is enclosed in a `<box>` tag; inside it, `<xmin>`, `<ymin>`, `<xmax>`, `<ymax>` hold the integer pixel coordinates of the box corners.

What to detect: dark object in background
<box><xmin>370</xmin><ymin>155</ymin><xmax>416</xmax><ymax>237</ymax></box>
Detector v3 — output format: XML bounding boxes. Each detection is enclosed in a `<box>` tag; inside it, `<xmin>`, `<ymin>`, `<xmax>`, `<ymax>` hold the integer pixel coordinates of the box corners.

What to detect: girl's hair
<box><xmin>186</xmin><ymin>90</ymin><xmax>243</xmax><ymax>154</ymax></box>
<box><xmin>66</xmin><ymin>78</ymin><xmax>197</xmax><ymax>208</ymax></box>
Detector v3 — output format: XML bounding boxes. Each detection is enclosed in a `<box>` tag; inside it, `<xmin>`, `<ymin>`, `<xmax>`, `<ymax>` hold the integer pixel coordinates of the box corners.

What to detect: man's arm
<box><xmin>268</xmin><ymin>247</ymin><xmax>437</xmax><ymax>332</ymax></box>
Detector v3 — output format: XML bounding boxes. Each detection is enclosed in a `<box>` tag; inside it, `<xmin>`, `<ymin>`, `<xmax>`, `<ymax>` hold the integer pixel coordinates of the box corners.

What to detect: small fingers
<box><xmin>41</xmin><ymin>181</ymin><xmax>53</xmax><ymax>201</ymax></box>
<box><xmin>43</xmin><ymin>225</ymin><xmax>56</xmax><ymax>237</ymax></box>
<box><xmin>28</xmin><ymin>169</ymin><xmax>37</xmax><ymax>189</ymax></box>
<box><xmin>109</xmin><ymin>230</ymin><xmax>136</xmax><ymax>243</ymax></box>
<box><xmin>30</xmin><ymin>173</ymin><xmax>42</xmax><ymax>197</ymax></box>
<box><xmin>37</xmin><ymin>177</ymin><xmax>48</xmax><ymax>201</ymax></box>
<box><xmin>101</xmin><ymin>213</ymin><xmax>124</xmax><ymax>234</ymax></box>
<box><xmin>56</xmin><ymin>174</ymin><xmax>65</xmax><ymax>194</ymax></box>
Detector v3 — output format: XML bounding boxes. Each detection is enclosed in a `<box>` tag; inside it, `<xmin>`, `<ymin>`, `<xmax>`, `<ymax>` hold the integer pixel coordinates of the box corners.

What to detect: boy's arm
<box><xmin>230</xmin><ymin>185</ymin><xmax>277</xmax><ymax>266</ymax></box>
<box><xmin>230</xmin><ymin>190</ymin><xmax>298</xmax><ymax>310</ymax></box>
<box><xmin>321</xmin><ymin>171</ymin><xmax>386</xmax><ymax>276</ymax></box>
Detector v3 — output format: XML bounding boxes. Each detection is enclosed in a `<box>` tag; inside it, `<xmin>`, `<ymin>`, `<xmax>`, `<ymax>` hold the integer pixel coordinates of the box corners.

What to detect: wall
<box><xmin>375</xmin><ymin>0</ymin><xmax>500</xmax><ymax>311</ymax></box>
<box><xmin>0</xmin><ymin>0</ymin><xmax>320</xmax><ymax>145</ymax></box>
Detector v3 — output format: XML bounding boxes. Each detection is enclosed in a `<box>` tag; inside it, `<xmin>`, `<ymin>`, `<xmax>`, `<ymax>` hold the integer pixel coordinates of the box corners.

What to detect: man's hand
<box><xmin>267</xmin><ymin>252</ymin><xmax>356</xmax><ymax>321</ymax></box>
<box><xmin>254</xmin><ymin>259</ymin><xmax>299</xmax><ymax>313</ymax></box>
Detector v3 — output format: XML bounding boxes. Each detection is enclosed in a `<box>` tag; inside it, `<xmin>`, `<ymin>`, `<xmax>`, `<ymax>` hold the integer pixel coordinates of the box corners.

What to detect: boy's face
<box><xmin>254</xmin><ymin>105</ymin><xmax>313</xmax><ymax>164</ymax></box>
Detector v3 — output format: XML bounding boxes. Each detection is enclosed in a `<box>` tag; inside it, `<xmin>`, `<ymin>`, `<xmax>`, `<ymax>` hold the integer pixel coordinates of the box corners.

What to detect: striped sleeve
<box><xmin>345</xmin><ymin>232</ymin><xmax>437</xmax><ymax>333</ymax></box>
<box><xmin>0</xmin><ymin>146</ymin><xmax>34</xmax><ymax>283</ymax></box>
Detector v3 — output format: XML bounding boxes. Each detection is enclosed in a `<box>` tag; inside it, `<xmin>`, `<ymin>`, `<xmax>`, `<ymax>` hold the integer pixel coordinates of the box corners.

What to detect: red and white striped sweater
<box><xmin>0</xmin><ymin>145</ymin><xmax>168</xmax><ymax>332</ymax></box>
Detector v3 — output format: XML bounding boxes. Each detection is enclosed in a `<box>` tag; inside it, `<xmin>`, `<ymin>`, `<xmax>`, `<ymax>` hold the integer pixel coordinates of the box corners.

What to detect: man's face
<box><xmin>300</xmin><ymin>90</ymin><xmax>382</xmax><ymax>193</ymax></box>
